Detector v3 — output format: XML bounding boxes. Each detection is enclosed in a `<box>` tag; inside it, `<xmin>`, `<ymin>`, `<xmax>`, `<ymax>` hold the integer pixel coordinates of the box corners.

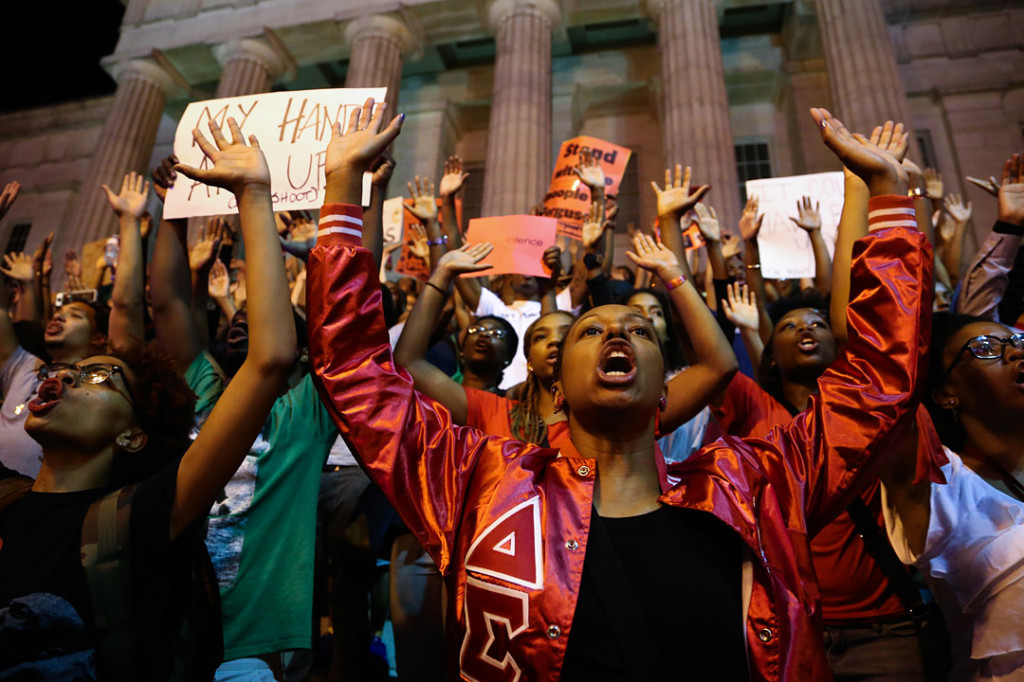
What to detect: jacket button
<box><xmin>547</xmin><ymin>625</ymin><xmax>561</xmax><ymax>639</ymax></box>
<box><xmin>758</xmin><ymin>628</ymin><xmax>773</xmax><ymax>643</ymax></box>
<box><xmin>565</xmin><ymin>539</ymin><xmax>579</xmax><ymax>550</ymax></box>
<box><xmin>576</xmin><ymin>465</ymin><xmax>591</xmax><ymax>477</ymax></box>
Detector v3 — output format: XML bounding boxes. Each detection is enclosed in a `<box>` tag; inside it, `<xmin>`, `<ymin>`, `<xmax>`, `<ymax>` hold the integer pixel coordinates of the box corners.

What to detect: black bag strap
<box><xmin>847</xmin><ymin>498</ymin><xmax>928</xmax><ymax>621</ymax></box>
<box><xmin>585</xmin><ymin>511</ymin><xmax>669</xmax><ymax>682</ymax></box>
<box><xmin>81</xmin><ymin>485</ymin><xmax>138</xmax><ymax>682</ymax></box>
<box><xmin>0</xmin><ymin>473</ymin><xmax>33</xmax><ymax>512</ymax></box>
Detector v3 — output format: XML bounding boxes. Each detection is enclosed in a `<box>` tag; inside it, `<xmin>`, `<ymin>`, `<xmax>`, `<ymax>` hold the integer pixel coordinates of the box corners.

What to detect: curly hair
<box><xmin>758</xmin><ymin>291</ymin><xmax>830</xmax><ymax>406</ymax></box>
<box><xmin>107</xmin><ymin>344</ymin><xmax>197</xmax><ymax>486</ymax></box>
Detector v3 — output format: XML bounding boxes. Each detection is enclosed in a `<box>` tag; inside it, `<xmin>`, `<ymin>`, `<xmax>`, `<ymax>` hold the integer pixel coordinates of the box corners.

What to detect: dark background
<box><xmin>0</xmin><ymin>2</ymin><xmax>125</xmax><ymax>113</ymax></box>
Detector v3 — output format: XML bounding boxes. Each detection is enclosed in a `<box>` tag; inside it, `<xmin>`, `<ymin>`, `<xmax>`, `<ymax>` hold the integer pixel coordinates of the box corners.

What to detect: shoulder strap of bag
<box><xmin>81</xmin><ymin>485</ymin><xmax>138</xmax><ymax>682</ymax></box>
<box><xmin>585</xmin><ymin>511</ymin><xmax>669</xmax><ymax>682</ymax></box>
<box><xmin>0</xmin><ymin>474</ymin><xmax>33</xmax><ymax>512</ymax></box>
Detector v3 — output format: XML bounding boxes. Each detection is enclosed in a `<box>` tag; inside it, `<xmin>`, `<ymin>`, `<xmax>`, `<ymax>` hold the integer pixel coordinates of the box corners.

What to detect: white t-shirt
<box><xmin>883</xmin><ymin>448</ymin><xmax>1024</xmax><ymax>681</ymax></box>
<box><xmin>474</xmin><ymin>287</ymin><xmax>574</xmax><ymax>390</ymax></box>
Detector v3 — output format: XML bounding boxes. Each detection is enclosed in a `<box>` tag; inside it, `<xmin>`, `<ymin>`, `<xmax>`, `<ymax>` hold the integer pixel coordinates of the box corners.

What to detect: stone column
<box><xmin>480</xmin><ymin>0</ymin><xmax>560</xmax><ymax>218</ymax></box>
<box><xmin>213</xmin><ymin>38</ymin><xmax>292</xmax><ymax>98</ymax></box>
<box><xmin>817</xmin><ymin>0</ymin><xmax>919</xmax><ymax>156</ymax></box>
<box><xmin>62</xmin><ymin>59</ymin><xmax>175</xmax><ymax>254</ymax></box>
<box><xmin>344</xmin><ymin>15</ymin><xmax>415</xmax><ymax>116</ymax></box>
<box><xmin>650</xmin><ymin>0</ymin><xmax>741</xmax><ymax>232</ymax></box>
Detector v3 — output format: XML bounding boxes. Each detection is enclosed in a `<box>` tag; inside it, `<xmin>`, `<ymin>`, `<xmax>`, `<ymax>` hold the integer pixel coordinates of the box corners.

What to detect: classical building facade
<box><xmin>0</xmin><ymin>0</ymin><xmax>1022</xmax><ymax>267</ymax></box>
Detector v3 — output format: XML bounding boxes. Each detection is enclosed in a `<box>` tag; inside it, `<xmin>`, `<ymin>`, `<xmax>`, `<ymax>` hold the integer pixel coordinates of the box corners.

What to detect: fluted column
<box><xmin>344</xmin><ymin>15</ymin><xmax>415</xmax><ymax>117</ymax></box>
<box><xmin>652</xmin><ymin>0</ymin><xmax>741</xmax><ymax>233</ymax></box>
<box><xmin>480</xmin><ymin>0</ymin><xmax>560</xmax><ymax>218</ymax></box>
<box><xmin>62</xmin><ymin>59</ymin><xmax>174</xmax><ymax>255</ymax></box>
<box><xmin>214</xmin><ymin>39</ymin><xmax>292</xmax><ymax>98</ymax></box>
<box><xmin>817</xmin><ymin>0</ymin><xmax>918</xmax><ymax>155</ymax></box>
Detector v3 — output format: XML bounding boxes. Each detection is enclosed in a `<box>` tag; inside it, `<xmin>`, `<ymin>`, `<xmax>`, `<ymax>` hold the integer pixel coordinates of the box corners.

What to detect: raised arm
<box><xmin>955</xmin><ymin>154</ymin><xmax>1024</xmax><ymax>321</ymax></box>
<box><xmin>934</xmin><ymin>194</ymin><xmax>972</xmax><ymax>286</ymax></box>
<box><xmin>439</xmin><ymin>156</ymin><xmax>481</xmax><ymax>311</ymax></box>
<box><xmin>102</xmin><ymin>172</ymin><xmax>150</xmax><ymax>351</ymax></box>
<box><xmin>363</xmin><ymin>152</ymin><xmax>396</xmax><ymax>270</ymax></box>
<box><xmin>721</xmin><ymin>282</ymin><xmax>764</xmax><ymax>369</ymax></box>
<box><xmin>627</xmin><ymin>233</ymin><xmax>738</xmax><ymax>433</ymax></box>
<box><xmin>393</xmin><ymin>244</ymin><xmax>494</xmax><ymax>425</ymax></box>
<box><xmin>169</xmin><ymin>117</ymin><xmax>296</xmax><ymax>539</ymax></box>
<box><xmin>789</xmin><ymin>196</ymin><xmax>832</xmax><ymax>297</ymax></box>
<box><xmin>651</xmin><ymin>164</ymin><xmax>709</xmax><ymax>270</ymax></box>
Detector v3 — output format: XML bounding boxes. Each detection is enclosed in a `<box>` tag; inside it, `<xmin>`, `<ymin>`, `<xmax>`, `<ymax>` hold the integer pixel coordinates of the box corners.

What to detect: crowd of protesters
<box><xmin>0</xmin><ymin>89</ymin><xmax>1022</xmax><ymax>682</ymax></box>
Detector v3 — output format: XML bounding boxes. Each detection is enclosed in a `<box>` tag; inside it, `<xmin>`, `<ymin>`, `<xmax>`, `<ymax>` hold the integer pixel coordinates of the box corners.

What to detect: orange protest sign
<box><xmin>543</xmin><ymin>135</ymin><xmax>631</xmax><ymax>239</ymax></box>
<box><xmin>651</xmin><ymin>217</ymin><xmax>705</xmax><ymax>252</ymax></box>
<box><xmin>394</xmin><ymin>198</ymin><xmax>462</xmax><ymax>281</ymax></box>
<box><xmin>462</xmin><ymin>215</ymin><xmax>557</xmax><ymax>278</ymax></box>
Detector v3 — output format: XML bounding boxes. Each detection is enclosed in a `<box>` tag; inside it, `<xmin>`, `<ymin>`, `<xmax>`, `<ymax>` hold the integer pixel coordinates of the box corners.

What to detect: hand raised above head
<box><xmin>439</xmin><ymin>155</ymin><xmax>469</xmax><ymax>199</ymax></box>
<box><xmin>572</xmin><ymin>148</ymin><xmax>606</xmax><ymax>192</ymax></box>
<box><xmin>789</xmin><ymin>196</ymin><xmax>821</xmax><ymax>233</ymax></box>
<box><xmin>175</xmin><ymin>118</ymin><xmax>270</xmax><ymax>196</ymax></box>
<box><xmin>404</xmin><ymin>175</ymin><xmax>438</xmax><ymax>223</ymax></box>
<box><xmin>739</xmin><ymin>196</ymin><xmax>764</xmax><ymax>242</ymax></box>
<box><xmin>101</xmin><ymin>171</ymin><xmax>150</xmax><ymax>218</ymax></box>
<box><xmin>436</xmin><ymin>243</ymin><xmax>494</xmax><ymax>276</ymax></box>
<box><xmin>0</xmin><ymin>180</ymin><xmax>20</xmax><ymax>220</ymax></box>
<box><xmin>998</xmin><ymin>153</ymin><xmax>1024</xmax><ymax>227</ymax></box>
<box><xmin>694</xmin><ymin>202</ymin><xmax>722</xmax><ymax>242</ymax></box>
<box><xmin>626</xmin><ymin>232</ymin><xmax>681</xmax><ymax>281</ymax></box>
<box><xmin>810</xmin><ymin>108</ymin><xmax>908</xmax><ymax>196</ymax></box>
<box><xmin>151</xmin><ymin>155</ymin><xmax>178</xmax><ymax>202</ymax></box>
<box><xmin>651</xmin><ymin>164</ymin><xmax>710</xmax><ymax>219</ymax></box>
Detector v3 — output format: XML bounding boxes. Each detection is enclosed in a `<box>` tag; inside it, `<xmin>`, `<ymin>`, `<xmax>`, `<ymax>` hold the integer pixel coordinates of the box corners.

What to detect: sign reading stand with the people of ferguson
<box><xmin>744</xmin><ymin>171</ymin><xmax>844</xmax><ymax>280</ymax></box>
<box><xmin>164</xmin><ymin>87</ymin><xmax>387</xmax><ymax>219</ymax></box>
<box><xmin>543</xmin><ymin>136</ymin><xmax>632</xmax><ymax>239</ymax></box>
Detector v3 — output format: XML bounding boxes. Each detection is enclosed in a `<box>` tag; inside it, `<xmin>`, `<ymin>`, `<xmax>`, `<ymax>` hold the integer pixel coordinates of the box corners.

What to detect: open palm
<box><xmin>176</xmin><ymin>118</ymin><xmax>270</xmax><ymax>194</ymax></box>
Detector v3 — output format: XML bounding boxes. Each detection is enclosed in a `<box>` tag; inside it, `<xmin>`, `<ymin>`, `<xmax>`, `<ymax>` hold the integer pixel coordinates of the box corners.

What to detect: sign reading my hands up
<box><xmin>543</xmin><ymin>136</ymin><xmax>632</xmax><ymax>240</ymax></box>
<box><xmin>163</xmin><ymin>87</ymin><xmax>387</xmax><ymax>220</ymax></box>
<box><xmin>744</xmin><ymin>171</ymin><xmax>844</xmax><ymax>280</ymax></box>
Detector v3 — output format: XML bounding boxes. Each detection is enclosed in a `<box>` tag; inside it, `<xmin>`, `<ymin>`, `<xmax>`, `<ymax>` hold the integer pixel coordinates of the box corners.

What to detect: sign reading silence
<box><xmin>463</xmin><ymin>215</ymin><xmax>557</xmax><ymax>279</ymax></box>
<box><xmin>164</xmin><ymin>87</ymin><xmax>386</xmax><ymax>219</ymax></box>
<box><xmin>543</xmin><ymin>136</ymin><xmax>631</xmax><ymax>240</ymax></box>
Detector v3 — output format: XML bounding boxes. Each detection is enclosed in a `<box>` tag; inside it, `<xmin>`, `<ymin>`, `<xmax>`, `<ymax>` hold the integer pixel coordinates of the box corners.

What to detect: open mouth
<box><xmin>797</xmin><ymin>333</ymin><xmax>819</xmax><ymax>354</ymax></box>
<box><xmin>45</xmin><ymin>321</ymin><xmax>63</xmax><ymax>336</ymax></box>
<box><xmin>472</xmin><ymin>339</ymin><xmax>493</xmax><ymax>353</ymax></box>
<box><xmin>227</xmin><ymin>326</ymin><xmax>249</xmax><ymax>348</ymax></box>
<box><xmin>596</xmin><ymin>340</ymin><xmax>637</xmax><ymax>386</ymax></box>
<box><xmin>545</xmin><ymin>349</ymin><xmax>560</xmax><ymax>367</ymax></box>
<box><xmin>1014</xmin><ymin>363</ymin><xmax>1024</xmax><ymax>387</ymax></box>
<box><xmin>28</xmin><ymin>378</ymin><xmax>63</xmax><ymax>415</ymax></box>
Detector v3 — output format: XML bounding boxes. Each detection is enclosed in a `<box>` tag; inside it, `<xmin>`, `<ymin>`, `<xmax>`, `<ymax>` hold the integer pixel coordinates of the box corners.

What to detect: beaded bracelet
<box><xmin>426</xmin><ymin>235</ymin><xmax>448</xmax><ymax>246</ymax></box>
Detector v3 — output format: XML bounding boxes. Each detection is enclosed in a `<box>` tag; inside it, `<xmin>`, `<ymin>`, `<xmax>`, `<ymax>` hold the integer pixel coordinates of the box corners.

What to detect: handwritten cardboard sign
<box><xmin>164</xmin><ymin>87</ymin><xmax>386</xmax><ymax>219</ymax></box>
<box><xmin>744</xmin><ymin>172</ymin><xmax>844</xmax><ymax>280</ymax></box>
<box><xmin>463</xmin><ymin>215</ymin><xmax>557</xmax><ymax>278</ymax></box>
<box><xmin>543</xmin><ymin>135</ymin><xmax>631</xmax><ymax>239</ymax></box>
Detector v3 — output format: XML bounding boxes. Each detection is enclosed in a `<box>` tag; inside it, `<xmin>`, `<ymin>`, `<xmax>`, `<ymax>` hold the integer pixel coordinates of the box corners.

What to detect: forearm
<box><xmin>705</xmin><ymin>240</ymin><xmax>728</xmax><ymax>281</ymax></box>
<box><xmin>808</xmin><ymin>230</ymin><xmax>833</xmax><ymax>297</ymax></box>
<box><xmin>830</xmin><ymin>172</ymin><xmax>869</xmax><ymax>349</ymax></box>
<box><xmin>738</xmin><ymin>327</ymin><xmax>764</xmax><ymax>370</ymax></box>
<box><xmin>211</xmin><ymin>294</ymin><xmax>238</xmax><ymax>321</ymax></box>
<box><xmin>394</xmin><ymin>268</ymin><xmax>451</xmax><ymax>367</ymax></box>
<box><xmin>662</xmin><ymin>269</ymin><xmax>735</xmax><ymax>377</ymax></box>
<box><xmin>956</xmin><ymin>225</ymin><xmax>1022</xmax><ymax>321</ymax></box>
<box><xmin>657</xmin><ymin>213</ymin><xmax>687</xmax><ymax>270</ymax></box>
<box><xmin>109</xmin><ymin>214</ymin><xmax>146</xmax><ymax>349</ymax></box>
<box><xmin>363</xmin><ymin>186</ymin><xmax>385</xmax><ymax>270</ymax></box>
<box><xmin>235</xmin><ymin>186</ymin><xmax>295</xmax><ymax>367</ymax></box>
<box><xmin>12</xmin><ymin>282</ymin><xmax>37</xmax><ymax>323</ymax></box>
<box><xmin>441</xmin><ymin>194</ymin><xmax>463</xmax><ymax>250</ymax></box>
<box><xmin>743</xmin><ymin>242</ymin><xmax>772</xmax><ymax>345</ymax></box>
<box><xmin>942</xmin><ymin>221</ymin><xmax>969</xmax><ymax>285</ymax></box>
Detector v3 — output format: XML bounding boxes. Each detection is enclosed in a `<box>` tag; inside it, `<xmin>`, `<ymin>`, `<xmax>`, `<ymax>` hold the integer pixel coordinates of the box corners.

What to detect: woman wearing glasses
<box><xmin>0</xmin><ymin>117</ymin><xmax>296</xmax><ymax>681</ymax></box>
<box><xmin>880</xmin><ymin>153</ymin><xmax>1024</xmax><ymax>681</ymax></box>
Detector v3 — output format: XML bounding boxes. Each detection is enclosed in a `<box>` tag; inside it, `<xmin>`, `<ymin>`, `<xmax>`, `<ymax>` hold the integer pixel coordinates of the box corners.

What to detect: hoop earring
<box><xmin>553</xmin><ymin>394</ymin><xmax>565</xmax><ymax>414</ymax></box>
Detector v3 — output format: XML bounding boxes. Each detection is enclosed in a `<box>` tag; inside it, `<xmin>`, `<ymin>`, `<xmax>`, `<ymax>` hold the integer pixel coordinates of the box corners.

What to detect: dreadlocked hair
<box><xmin>508</xmin><ymin>312</ymin><xmax>574</xmax><ymax>445</ymax></box>
<box><xmin>107</xmin><ymin>344</ymin><xmax>197</xmax><ymax>487</ymax></box>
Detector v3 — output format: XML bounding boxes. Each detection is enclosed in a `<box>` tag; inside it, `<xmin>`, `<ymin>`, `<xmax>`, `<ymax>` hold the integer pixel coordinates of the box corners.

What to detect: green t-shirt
<box><xmin>185</xmin><ymin>353</ymin><xmax>338</xmax><ymax>660</ymax></box>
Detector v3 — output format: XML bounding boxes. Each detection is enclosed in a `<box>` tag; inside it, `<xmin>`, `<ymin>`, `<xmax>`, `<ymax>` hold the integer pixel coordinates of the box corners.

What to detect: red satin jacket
<box><xmin>308</xmin><ymin>198</ymin><xmax>930</xmax><ymax>681</ymax></box>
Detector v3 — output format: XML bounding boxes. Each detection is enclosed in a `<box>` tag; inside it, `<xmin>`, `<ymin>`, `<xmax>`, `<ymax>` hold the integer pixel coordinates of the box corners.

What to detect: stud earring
<box><xmin>658</xmin><ymin>396</ymin><xmax>667</xmax><ymax>412</ymax></box>
<box><xmin>553</xmin><ymin>395</ymin><xmax>565</xmax><ymax>413</ymax></box>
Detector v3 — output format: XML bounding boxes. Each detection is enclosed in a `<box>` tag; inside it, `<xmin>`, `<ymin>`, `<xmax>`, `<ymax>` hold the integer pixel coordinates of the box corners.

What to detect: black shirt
<box><xmin>0</xmin><ymin>463</ymin><xmax>182</xmax><ymax>680</ymax></box>
<box><xmin>561</xmin><ymin>505</ymin><xmax>749</xmax><ymax>681</ymax></box>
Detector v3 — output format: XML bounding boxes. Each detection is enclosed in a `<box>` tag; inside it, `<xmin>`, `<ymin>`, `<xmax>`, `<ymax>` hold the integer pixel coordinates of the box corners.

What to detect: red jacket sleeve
<box><xmin>306</xmin><ymin>203</ymin><xmax>527</xmax><ymax>574</ymax></box>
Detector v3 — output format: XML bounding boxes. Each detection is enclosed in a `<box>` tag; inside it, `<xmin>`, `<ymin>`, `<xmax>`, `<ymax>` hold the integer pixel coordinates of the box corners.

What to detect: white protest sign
<box><xmin>381</xmin><ymin>196</ymin><xmax>405</xmax><ymax>245</ymax></box>
<box><xmin>745</xmin><ymin>171</ymin><xmax>844</xmax><ymax>279</ymax></box>
<box><xmin>164</xmin><ymin>87</ymin><xmax>387</xmax><ymax>219</ymax></box>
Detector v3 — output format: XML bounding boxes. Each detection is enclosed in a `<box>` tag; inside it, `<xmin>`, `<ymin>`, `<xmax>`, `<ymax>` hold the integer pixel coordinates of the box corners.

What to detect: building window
<box><xmin>4</xmin><ymin>222</ymin><xmax>31</xmax><ymax>255</ymax></box>
<box><xmin>916</xmin><ymin>130</ymin><xmax>936</xmax><ymax>170</ymax></box>
<box><xmin>735</xmin><ymin>142</ymin><xmax>771</xmax><ymax>204</ymax></box>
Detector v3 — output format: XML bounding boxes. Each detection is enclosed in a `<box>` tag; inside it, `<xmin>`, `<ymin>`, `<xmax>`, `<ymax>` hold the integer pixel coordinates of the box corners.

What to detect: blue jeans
<box><xmin>823</xmin><ymin>619</ymin><xmax>926</xmax><ymax>682</ymax></box>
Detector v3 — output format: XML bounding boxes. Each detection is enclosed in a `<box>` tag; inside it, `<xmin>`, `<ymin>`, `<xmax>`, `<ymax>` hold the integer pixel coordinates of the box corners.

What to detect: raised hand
<box><xmin>739</xmin><ymin>196</ymin><xmax>764</xmax><ymax>242</ymax></box>
<box><xmin>694</xmin><ymin>202</ymin><xmax>722</xmax><ymax>242</ymax></box>
<box><xmin>151</xmin><ymin>155</ymin><xmax>178</xmax><ymax>202</ymax></box>
<box><xmin>721</xmin><ymin>282</ymin><xmax>759</xmax><ymax>332</ymax></box>
<box><xmin>175</xmin><ymin>118</ymin><xmax>270</xmax><ymax>195</ymax></box>
<box><xmin>0</xmin><ymin>181</ymin><xmax>20</xmax><ymax>220</ymax></box>
<box><xmin>944</xmin><ymin>193</ymin><xmax>972</xmax><ymax>224</ymax></box>
<box><xmin>573</xmin><ymin>148</ymin><xmax>606</xmax><ymax>192</ymax></box>
<box><xmin>435</xmin><ymin>242</ymin><xmax>494</xmax><ymax>276</ymax></box>
<box><xmin>208</xmin><ymin>259</ymin><xmax>230</xmax><ymax>301</ymax></box>
<box><xmin>408</xmin><ymin>223</ymin><xmax>430</xmax><ymax>261</ymax></box>
<box><xmin>924</xmin><ymin>167</ymin><xmax>943</xmax><ymax>200</ymax></box>
<box><xmin>64</xmin><ymin>249</ymin><xmax>82</xmax><ymax>279</ymax></box>
<box><xmin>324</xmin><ymin>97</ymin><xmax>403</xmax><ymax>201</ymax></box>
<box><xmin>789</xmin><ymin>196</ymin><xmax>821</xmax><ymax>232</ymax></box>
<box><xmin>190</xmin><ymin>217</ymin><xmax>224</xmax><ymax>274</ymax></box>
<box><xmin>581</xmin><ymin>193</ymin><xmax>607</xmax><ymax>250</ymax></box>
<box><xmin>370</xmin><ymin>151</ymin><xmax>397</xmax><ymax>188</ymax></box>
<box><xmin>542</xmin><ymin>245</ymin><xmax>563</xmax><ymax>280</ymax></box>
<box><xmin>404</xmin><ymin>175</ymin><xmax>438</xmax><ymax>223</ymax></box>
<box><xmin>626</xmin><ymin>232</ymin><xmax>681</xmax><ymax>281</ymax></box>
<box><xmin>1</xmin><ymin>252</ymin><xmax>34</xmax><ymax>283</ymax></box>
<box><xmin>966</xmin><ymin>175</ymin><xmax>1001</xmax><ymax>198</ymax></box>
<box><xmin>721</xmin><ymin>232</ymin><xmax>742</xmax><ymax>260</ymax></box>
<box><xmin>997</xmin><ymin>153</ymin><xmax>1024</xmax><ymax>226</ymax></box>
<box><xmin>810</xmin><ymin>108</ymin><xmax>908</xmax><ymax>196</ymax></box>
<box><xmin>651</xmin><ymin>164</ymin><xmax>710</xmax><ymax>218</ymax></box>
<box><xmin>102</xmin><ymin>171</ymin><xmax>150</xmax><ymax>218</ymax></box>
<box><xmin>439</xmin><ymin>156</ymin><xmax>469</xmax><ymax>198</ymax></box>
<box><xmin>32</xmin><ymin>232</ymin><xmax>54</xmax><ymax>280</ymax></box>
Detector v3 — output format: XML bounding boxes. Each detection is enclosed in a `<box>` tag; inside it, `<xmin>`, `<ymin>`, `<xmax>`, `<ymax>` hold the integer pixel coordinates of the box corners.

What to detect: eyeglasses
<box><xmin>943</xmin><ymin>334</ymin><xmax>1024</xmax><ymax>380</ymax></box>
<box><xmin>466</xmin><ymin>325</ymin><xmax>508</xmax><ymax>340</ymax></box>
<box><xmin>37</xmin><ymin>362</ymin><xmax>137</xmax><ymax>407</ymax></box>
